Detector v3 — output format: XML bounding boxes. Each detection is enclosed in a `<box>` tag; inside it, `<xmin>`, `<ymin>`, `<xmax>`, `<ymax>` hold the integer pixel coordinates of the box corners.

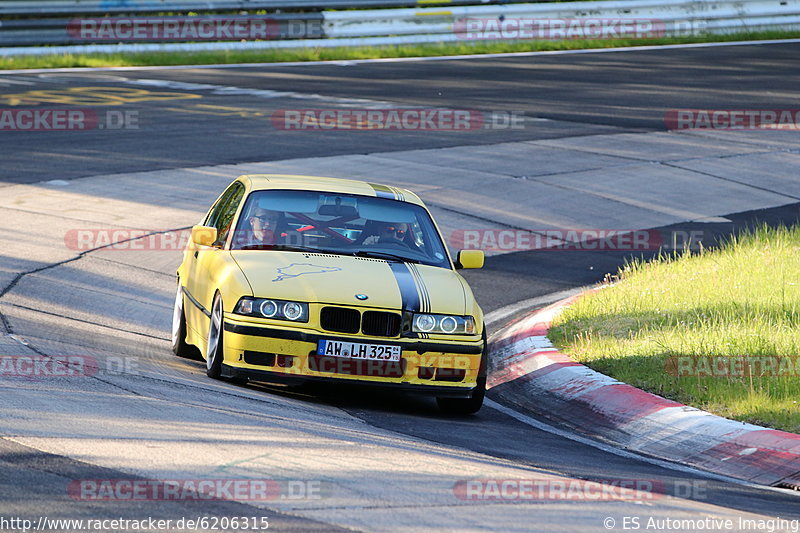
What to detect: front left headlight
<box><xmin>412</xmin><ymin>313</ymin><xmax>475</xmax><ymax>335</ymax></box>
<box><xmin>234</xmin><ymin>297</ymin><xmax>309</xmax><ymax>323</ymax></box>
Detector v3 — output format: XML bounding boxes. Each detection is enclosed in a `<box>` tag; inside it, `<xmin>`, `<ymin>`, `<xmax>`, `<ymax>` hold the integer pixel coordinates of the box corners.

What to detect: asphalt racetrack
<box><xmin>1</xmin><ymin>41</ymin><xmax>800</xmax><ymax>532</ymax></box>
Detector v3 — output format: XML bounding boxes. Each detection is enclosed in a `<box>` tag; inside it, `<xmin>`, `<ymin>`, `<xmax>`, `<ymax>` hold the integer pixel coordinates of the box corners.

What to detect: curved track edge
<box><xmin>487</xmin><ymin>292</ymin><xmax>800</xmax><ymax>489</ymax></box>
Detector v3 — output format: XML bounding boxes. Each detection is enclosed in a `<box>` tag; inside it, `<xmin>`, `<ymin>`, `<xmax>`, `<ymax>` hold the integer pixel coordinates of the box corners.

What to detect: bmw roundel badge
<box><xmin>355</xmin><ymin>294</ymin><xmax>369</xmax><ymax>301</ymax></box>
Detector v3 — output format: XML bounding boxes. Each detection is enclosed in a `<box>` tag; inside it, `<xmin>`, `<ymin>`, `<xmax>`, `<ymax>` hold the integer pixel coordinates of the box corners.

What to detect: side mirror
<box><xmin>191</xmin><ymin>225</ymin><xmax>218</xmax><ymax>248</ymax></box>
<box><xmin>455</xmin><ymin>250</ymin><xmax>484</xmax><ymax>269</ymax></box>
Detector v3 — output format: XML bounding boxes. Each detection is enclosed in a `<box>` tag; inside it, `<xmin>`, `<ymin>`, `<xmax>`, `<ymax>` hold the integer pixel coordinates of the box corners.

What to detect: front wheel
<box><xmin>206</xmin><ymin>293</ymin><xmax>225</xmax><ymax>379</ymax></box>
<box><xmin>172</xmin><ymin>282</ymin><xmax>199</xmax><ymax>359</ymax></box>
<box><xmin>437</xmin><ymin>328</ymin><xmax>487</xmax><ymax>415</ymax></box>
<box><xmin>436</xmin><ymin>375</ymin><xmax>486</xmax><ymax>415</ymax></box>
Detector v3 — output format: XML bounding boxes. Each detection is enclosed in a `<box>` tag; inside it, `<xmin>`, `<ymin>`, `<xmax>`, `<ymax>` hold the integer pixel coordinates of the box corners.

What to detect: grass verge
<box><xmin>1</xmin><ymin>30</ymin><xmax>799</xmax><ymax>70</ymax></box>
<box><xmin>548</xmin><ymin>224</ymin><xmax>800</xmax><ymax>434</ymax></box>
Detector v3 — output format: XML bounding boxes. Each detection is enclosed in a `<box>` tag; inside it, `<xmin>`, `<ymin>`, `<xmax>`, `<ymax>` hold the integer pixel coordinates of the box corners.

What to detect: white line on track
<box><xmin>485</xmin><ymin>287</ymin><xmax>584</xmax><ymax>328</ymax></box>
<box><xmin>1</xmin><ymin>38</ymin><xmax>799</xmax><ymax>75</ymax></box>
<box><xmin>485</xmin><ymin>398</ymin><xmax>800</xmax><ymax>497</ymax></box>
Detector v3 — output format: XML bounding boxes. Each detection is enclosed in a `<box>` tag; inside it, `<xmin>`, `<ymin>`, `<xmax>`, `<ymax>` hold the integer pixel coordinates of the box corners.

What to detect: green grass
<box><xmin>548</xmin><ymin>225</ymin><xmax>800</xmax><ymax>433</ymax></box>
<box><xmin>2</xmin><ymin>30</ymin><xmax>799</xmax><ymax>70</ymax></box>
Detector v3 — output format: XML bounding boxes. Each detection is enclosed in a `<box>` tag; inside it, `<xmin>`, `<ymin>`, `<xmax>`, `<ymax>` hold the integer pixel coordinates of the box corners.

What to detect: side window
<box><xmin>205</xmin><ymin>184</ymin><xmax>238</xmax><ymax>229</ymax></box>
<box><xmin>409</xmin><ymin>219</ymin><xmax>425</xmax><ymax>250</ymax></box>
<box><xmin>214</xmin><ymin>183</ymin><xmax>245</xmax><ymax>246</ymax></box>
<box><xmin>204</xmin><ymin>182</ymin><xmax>244</xmax><ymax>246</ymax></box>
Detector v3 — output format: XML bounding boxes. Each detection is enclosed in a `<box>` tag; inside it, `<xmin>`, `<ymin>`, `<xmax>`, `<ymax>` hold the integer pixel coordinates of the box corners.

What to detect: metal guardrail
<box><xmin>0</xmin><ymin>14</ymin><xmax>326</xmax><ymax>46</ymax></box>
<box><xmin>0</xmin><ymin>0</ymin><xmax>799</xmax><ymax>55</ymax></box>
<box><xmin>323</xmin><ymin>0</ymin><xmax>800</xmax><ymax>38</ymax></box>
<box><xmin>0</xmin><ymin>0</ymin><xmax>478</xmax><ymax>16</ymax></box>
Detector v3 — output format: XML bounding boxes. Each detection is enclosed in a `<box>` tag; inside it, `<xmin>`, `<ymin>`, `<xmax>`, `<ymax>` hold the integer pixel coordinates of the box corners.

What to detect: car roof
<box><xmin>239</xmin><ymin>174</ymin><xmax>424</xmax><ymax>206</ymax></box>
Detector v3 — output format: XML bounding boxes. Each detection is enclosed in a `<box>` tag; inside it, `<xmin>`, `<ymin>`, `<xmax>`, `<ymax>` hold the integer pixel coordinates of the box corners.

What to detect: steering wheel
<box><xmin>378</xmin><ymin>237</ymin><xmax>414</xmax><ymax>249</ymax></box>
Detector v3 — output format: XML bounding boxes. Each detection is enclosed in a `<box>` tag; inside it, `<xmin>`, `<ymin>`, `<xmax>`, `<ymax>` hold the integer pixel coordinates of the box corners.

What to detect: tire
<box><xmin>206</xmin><ymin>293</ymin><xmax>225</xmax><ymax>379</ymax></box>
<box><xmin>437</xmin><ymin>375</ymin><xmax>486</xmax><ymax>415</ymax></box>
<box><xmin>227</xmin><ymin>374</ymin><xmax>249</xmax><ymax>386</ymax></box>
<box><xmin>171</xmin><ymin>282</ymin><xmax>200</xmax><ymax>359</ymax></box>
<box><xmin>437</xmin><ymin>328</ymin><xmax>487</xmax><ymax>415</ymax></box>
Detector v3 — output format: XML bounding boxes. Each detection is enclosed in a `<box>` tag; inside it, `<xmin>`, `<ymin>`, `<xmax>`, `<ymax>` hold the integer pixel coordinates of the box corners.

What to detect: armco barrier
<box><xmin>0</xmin><ymin>0</ymin><xmax>478</xmax><ymax>16</ymax></box>
<box><xmin>323</xmin><ymin>0</ymin><xmax>800</xmax><ymax>39</ymax></box>
<box><xmin>487</xmin><ymin>291</ymin><xmax>800</xmax><ymax>489</ymax></box>
<box><xmin>0</xmin><ymin>14</ymin><xmax>326</xmax><ymax>47</ymax></box>
<box><xmin>1</xmin><ymin>0</ymin><xmax>799</xmax><ymax>54</ymax></box>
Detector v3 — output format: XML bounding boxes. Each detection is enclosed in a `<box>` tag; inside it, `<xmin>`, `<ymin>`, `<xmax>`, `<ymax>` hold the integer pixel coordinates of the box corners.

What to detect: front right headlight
<box><xmin>412</xmin><ymin>313</ymin><xmax>475</xmax><ymax>335</ymax></box>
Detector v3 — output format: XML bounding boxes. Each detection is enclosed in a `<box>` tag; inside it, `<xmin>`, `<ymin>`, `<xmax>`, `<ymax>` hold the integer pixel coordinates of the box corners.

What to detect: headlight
<box><xmin>412</xmin><ymin>314</ymin><xmax>475</xmax><ymax>335</ymax></box>
<box><xmin>283</xmin><ymin>302</ymin><xmax>303</xmax><ymax>321</ymax></box>
<box><xmin>235</xmin><ymin>297</ymin><xmax>308</xmax><ymax>322</ymax></box>
<box><xmin>260</xmin><ymin>300</ymin><xmax>278</xmax><ymax>318</ymax></box>
<box><xmin>414</xmin><ymin>314</ymin><xmax>437</xmax><ymax>332</ymax></box>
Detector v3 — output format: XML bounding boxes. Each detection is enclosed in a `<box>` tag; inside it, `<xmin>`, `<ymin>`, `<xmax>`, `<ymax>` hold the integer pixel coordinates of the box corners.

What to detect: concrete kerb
<box><xmin>487</xmin><ymin>289</ymin><xmax>800</xmax><ymax>489</ymax></box>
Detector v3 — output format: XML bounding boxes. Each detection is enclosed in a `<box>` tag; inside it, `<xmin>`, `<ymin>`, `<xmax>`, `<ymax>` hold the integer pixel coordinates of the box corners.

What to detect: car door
<box><xmin>184</xmin><ymin>182</ymin><xmax>244</xmax><ymax>335</ymax></box>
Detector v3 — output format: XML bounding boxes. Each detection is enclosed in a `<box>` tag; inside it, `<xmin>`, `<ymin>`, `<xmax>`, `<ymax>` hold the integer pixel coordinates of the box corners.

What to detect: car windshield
<box><xmin>231</xmin><ymin>189</ymin><xmax>451</xmax><ymax>268</ymax></box>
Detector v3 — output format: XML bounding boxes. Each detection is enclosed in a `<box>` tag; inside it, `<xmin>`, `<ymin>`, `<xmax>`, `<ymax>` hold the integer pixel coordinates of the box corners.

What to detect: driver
<box><xmin>377</xmin><ymin>222</ymin><xmax>409</xmax><ymax>245</ymax></box>
<box><xmin>249</xmin><ymin>207</ymin><xmax>281</xmax><ymax>245</ymax></box>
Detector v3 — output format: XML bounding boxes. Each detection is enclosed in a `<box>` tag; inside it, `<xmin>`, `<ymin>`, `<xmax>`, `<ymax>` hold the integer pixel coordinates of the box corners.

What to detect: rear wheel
<box><xmin>171</xmin><ymin>282</ymin><xmax>199</xmax><ymax>359</ymax></box>
<box><xmin>437</xmin><ymin>328</ymin><xmax>487</xmax><ymax>415</ymax></box>
<box><xmin>206</xmin><ymin>293</ymin><xmax>225</xmax><ymax>379</ymax></box>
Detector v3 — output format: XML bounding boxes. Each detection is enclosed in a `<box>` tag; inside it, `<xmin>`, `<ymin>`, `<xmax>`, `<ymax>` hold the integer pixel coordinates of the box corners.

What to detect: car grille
<box><xmin>320</xmin><ymin>306</ymin><xmax>360</xmax><ymax>334</ymax></box>
<box><xmin>362</xmin><ymin>311</ymin><xmax>402</xmax><ymax>337</ymax></box>
<box><xmin>320</xmin><ymin>307</ymin><xmax>401</xmax><ymax>337</ymax></box>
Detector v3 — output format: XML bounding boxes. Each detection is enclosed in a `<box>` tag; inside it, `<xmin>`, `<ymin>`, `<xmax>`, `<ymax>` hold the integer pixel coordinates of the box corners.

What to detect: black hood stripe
<box><xmin>408</xmin><ymin>264</ymin><xmax>431</xmax><ymax>338</ymax></box>
<box><xmin>369</xmin><ymin>183</ymin><xmax>410</xmax><ymax>202</ymax></box>
<box><xmin>409</xmin><ymin>264</ymin><xmax>431</xmax><ymax>313</ymax></box>
<box><xmin>390</xmin><ymin>186</ymin><xmax>406</xmax><ymax>202</ymax></box>
<box><xmin>369</xmin><ymin>183</ymin><xmax>397</xmax><ymax>200</ymax></box>
<box><xmin>389</xmin><ymin>262</ymin><xmax>420</xmax><ymax>312</ymax></box>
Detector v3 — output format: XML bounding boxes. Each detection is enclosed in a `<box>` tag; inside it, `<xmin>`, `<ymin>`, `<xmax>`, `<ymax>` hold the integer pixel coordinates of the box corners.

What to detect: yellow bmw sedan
<box><xmin>172</xmin><ymin>175</ymin><xmax>486</xmax><ymax>413</ymax></box>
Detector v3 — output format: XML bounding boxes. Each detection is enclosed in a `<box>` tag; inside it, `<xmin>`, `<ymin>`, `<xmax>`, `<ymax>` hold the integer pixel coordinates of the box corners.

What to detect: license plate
<box><xmin>318</xmin><ymin>340</ymin><xmax>401</xmax><ymax>362</ymax></box>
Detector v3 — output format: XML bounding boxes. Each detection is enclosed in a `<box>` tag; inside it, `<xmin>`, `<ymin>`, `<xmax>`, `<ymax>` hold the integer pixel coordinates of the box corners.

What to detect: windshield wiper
<box><xmin>353</xmin><ymin>251</ymin><xmax>420</xmax><ymax>264</ymax></box>
<box><xmin>238</xmin><ymin>244</ymin><xmax>322</xmax><ymax>253</ymax></box>
<box><xmin>273</xmin><ymin>244</ymin><xmax>327</xmax><ymax>253</ymax></box>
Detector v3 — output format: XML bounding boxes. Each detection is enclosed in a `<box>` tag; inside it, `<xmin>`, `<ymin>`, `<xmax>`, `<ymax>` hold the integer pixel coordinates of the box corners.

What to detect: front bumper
<box><xmin>221</xmin><ymin>316</ymin><xmax>484</xmax><ymax>395</ymax></box>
